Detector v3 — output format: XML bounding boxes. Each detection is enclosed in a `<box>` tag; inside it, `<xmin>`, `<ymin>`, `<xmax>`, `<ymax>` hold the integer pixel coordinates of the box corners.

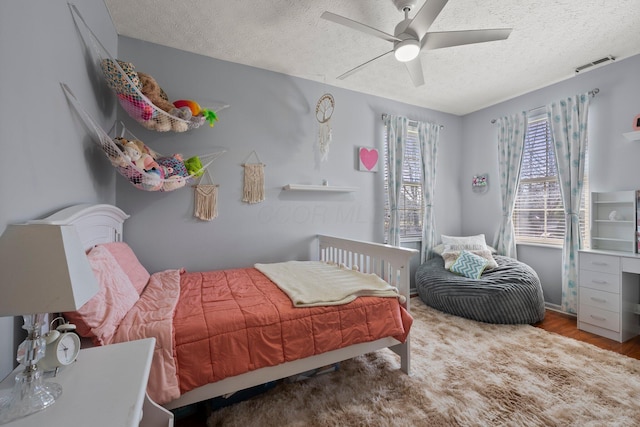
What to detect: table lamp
<box><xmin>0</xmin><ymin>223</ymin><xmax>99</xmax><ymax>424</ymax></box>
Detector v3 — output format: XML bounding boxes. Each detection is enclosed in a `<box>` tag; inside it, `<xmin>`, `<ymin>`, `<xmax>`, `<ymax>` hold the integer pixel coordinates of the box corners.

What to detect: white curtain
<box><xmin>494</xmin><ymin>112</ymin><xmax>527</xmax><ymax>258</ymax></box>
<box><xmin>548</xmin><ymin>93</ymin><xmax>590</xmax><ymax>314</ymax></box>
<box><xmin>384</xmin><ymin>115</ymin><xmax>408</xmax><ymax>247</ymax></box>
<box><xmin>418</xmin><ymin>122</ymin><xmax>440</xmax><ymax>263</ymax></box>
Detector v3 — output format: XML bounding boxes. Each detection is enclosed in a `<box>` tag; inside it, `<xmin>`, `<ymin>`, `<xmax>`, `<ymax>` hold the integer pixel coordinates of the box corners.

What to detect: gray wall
<box><xmin>115</xmin><ymin>37</ymin><xmax>463</xmax><ymax>274</ymax></box>
<box><xmin>0</xmin><ymin>0</ymin><xmax>116</xmax><ymax>378</ymax></box>
<box><xmin>4</xmin><ymin>0</ymin><xmax>638</xmax><ymax>382</ymax></box>
<box><xmin>460</xmin><ymin>54</ymin><xmax>640</xmax><ymax>306</ymax></box>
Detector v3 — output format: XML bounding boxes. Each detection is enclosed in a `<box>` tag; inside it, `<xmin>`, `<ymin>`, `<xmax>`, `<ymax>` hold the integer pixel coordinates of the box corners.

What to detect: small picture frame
<box><xmin>358</xmin><ymin>146</ymin><xmax>379</xmax><ymax>172</ymax></box>
<box><xmin>472</xmin><ymin>174</ymin><xmax>489</xmax><ymax>193</ymax></box>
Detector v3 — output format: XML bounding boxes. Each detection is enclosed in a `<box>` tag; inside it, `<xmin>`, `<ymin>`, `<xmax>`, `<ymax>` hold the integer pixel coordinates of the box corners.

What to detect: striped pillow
<box><xmin>450</xmin><ymin>250</ymin><xmax>489</xmax><ymax>279</ymax></box>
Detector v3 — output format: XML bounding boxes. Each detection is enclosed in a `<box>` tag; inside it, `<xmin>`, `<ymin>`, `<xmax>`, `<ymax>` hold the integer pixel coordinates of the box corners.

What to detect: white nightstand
<box><xmin>0</xmin><ymin>338</ymin><xmax>173</xmax><ymax>427</ymax></box>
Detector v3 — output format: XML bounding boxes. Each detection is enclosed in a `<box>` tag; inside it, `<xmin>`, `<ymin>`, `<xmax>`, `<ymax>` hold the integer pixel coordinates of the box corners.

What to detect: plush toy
<box><xmin>184</xmin><ymin>156</ymin><xmax>204</xmax><ymax>177</ymax></box>
<box><xmin>136</xmin><ymin>72</ymin><xmax>193</xmax><ymax>133</ymax></box>
<box><xmin>162</xmin><ymin>175</ymin><xmax>187</xmax><ymax>191</ymax></box>
<box><xmin>117</xmin><ymin>93</ymin><xmax>154</xmax><ymax>121</ymax></box>
<box><xmin>127</xmin><ymin>138</ymin><xmax>161</xmax><ymax>160</ymax></box>
<box><xmin>137</xmin><ymin>72</ymin><xmax>174</xmax><ymax>113</ymax></box>
<box><xmin>100</xmin><ymin>59</ymin><xmax>141</xmax><ymax>95</ymax></box>
<box><xmin>173</xmin><ymin>100</ymin><xmax>218</xmax><ymax>127</ymax></box>
<box><xmin>156</xmin><ymin>154</ymin><xmax>189</xmax><ymax>178</ymax></box>
<box><xmin>121</xmin><ymin>140</ymin><xmax>162</xmax><ymax>174</ymax></box>
<box><xmin>110</xmin><ymin>137</ymin><xmax>131</xmax><ymax>167</ymax></box>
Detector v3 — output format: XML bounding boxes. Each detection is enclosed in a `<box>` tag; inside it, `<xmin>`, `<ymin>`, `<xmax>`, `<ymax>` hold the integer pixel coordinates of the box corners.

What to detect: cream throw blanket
<box><xmin>254</xmin><ymin>261</ymin><xmax>404</xmax><ymax>307</ymax></box>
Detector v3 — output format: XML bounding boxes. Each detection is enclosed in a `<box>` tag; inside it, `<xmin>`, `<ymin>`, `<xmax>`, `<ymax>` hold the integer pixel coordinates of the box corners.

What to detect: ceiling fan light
<box><xmin>394</xmin><ymin>39</ymin><xmax>420</xmax><ymax>62</ymax></box>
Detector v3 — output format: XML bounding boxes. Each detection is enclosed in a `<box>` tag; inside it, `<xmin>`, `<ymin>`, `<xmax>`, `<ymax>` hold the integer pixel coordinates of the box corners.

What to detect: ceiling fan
<box><xmin>321</xmin><ymin>0</ymin><xmax>512</xmax><ymax>87</ymax></box>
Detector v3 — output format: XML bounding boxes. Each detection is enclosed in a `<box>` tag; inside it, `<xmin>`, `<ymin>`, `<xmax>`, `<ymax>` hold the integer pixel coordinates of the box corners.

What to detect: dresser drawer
<box><xmin>579</xmin><ymin>287</ymin><xmax>620</xmax><ymax>312</ymax></box>
<box><xmin>578</xmin><ymin>305</ymin><xmax>620</xmax><ymax>332</ymax></box>
<box><xmin>579</xmin><ymin>269</ymin><xmax>620</xmax><ymax>293</ymax></box>
<box><xmin>579</xmin><ymin>252</ymin><xmax>620</xmax><ymax>275</ymax></box>
<box><xmin>622</xmin><ymin>257</ymin><xmax>640</xmax><ymax>274</ymax></box>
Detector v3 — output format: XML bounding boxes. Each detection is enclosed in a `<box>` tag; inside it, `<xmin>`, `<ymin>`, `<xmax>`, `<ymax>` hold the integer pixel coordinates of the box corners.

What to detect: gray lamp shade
<box><xmin>0</xmin><ymin>224</ymin><xmax>100</xmax><ymax>316</ymax></box>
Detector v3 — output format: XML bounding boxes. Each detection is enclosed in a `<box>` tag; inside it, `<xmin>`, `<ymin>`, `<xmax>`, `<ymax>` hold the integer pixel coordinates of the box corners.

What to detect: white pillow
<box><xmin>439</xmin><ymin>234</ymin><xmax>498</xmax><ymax>270</ymax></box>
<box><xmin>433</xmin><ymin>243</ymin><xmax>497</xmax><ymax>255</ymax></box>
<box><xmin>441</xmin><ymin>234</ymin><xmax>488</xmax><ymax>251</ymax></box>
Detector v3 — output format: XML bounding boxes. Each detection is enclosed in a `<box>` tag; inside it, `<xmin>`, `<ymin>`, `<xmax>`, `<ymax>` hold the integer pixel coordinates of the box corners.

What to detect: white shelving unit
<box><xmin>282</xmin><ymin>184</ymin><xmax>357</xmax><ymax>192</ymax></box>
<box><xmin>590</xmin><ymin>190</ymin><xmax>636</xmax><ymax>253</ymax></box>
<box><xmin>623</xmin><ymin>130</ymin><xmax>640</xmax><ymax>141</ymax></box>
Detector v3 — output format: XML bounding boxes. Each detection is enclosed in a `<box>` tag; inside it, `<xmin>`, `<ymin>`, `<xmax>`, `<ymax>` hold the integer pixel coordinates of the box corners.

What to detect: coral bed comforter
<box><xmin>113</xmin><ymin>267</ymin><xmax>413</xmax><ymax>405</ymax></box>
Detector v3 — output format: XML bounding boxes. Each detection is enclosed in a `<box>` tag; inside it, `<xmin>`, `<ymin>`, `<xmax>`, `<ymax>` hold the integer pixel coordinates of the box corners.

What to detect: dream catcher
<box><xmin>316</xmin><ymin>93</ymin><xmax>334</xmax><ymax>161</ymax></box>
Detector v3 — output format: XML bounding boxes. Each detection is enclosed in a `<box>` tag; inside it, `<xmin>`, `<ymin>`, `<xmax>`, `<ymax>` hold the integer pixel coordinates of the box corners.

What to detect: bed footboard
<box><xmin>316</xmin><ymin>235</ymin><xmax>418</xmax><ymax>373</ymax></box>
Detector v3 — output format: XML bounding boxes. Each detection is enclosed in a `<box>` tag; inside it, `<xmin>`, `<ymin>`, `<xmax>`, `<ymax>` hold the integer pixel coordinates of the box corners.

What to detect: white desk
<box><xmin>0</xmin><ymin>338</ymin><xmax>173</xmax><ymax>427</ymax></box>
<box><xmin>578</xmin><ymin>250</ymin><xmax>640</xmax><ymax>342</ymax></box>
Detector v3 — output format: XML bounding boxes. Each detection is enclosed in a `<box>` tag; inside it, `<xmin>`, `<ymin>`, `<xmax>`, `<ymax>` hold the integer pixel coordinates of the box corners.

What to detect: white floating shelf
<box><xmin>623</xmin><ymin>130</ymin><xmax>640</xmax><ymax>141</ymax></box>
<box><xmin>282</xmin><ymin>184</ymin><xmax>357</xmax><ymax>192</ymax></box>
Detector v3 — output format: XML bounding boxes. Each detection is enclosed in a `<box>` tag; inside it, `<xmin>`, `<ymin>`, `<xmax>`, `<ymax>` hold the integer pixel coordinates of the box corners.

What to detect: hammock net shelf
<box><xmin>62</xmin><ymin>83</ymin><xmax>225</xmax><ymax>192</ymax></box>
<box><xmin>70</xmin><ymin>3</ymin><xmax>229</xmax><ymax>133</ymax></box>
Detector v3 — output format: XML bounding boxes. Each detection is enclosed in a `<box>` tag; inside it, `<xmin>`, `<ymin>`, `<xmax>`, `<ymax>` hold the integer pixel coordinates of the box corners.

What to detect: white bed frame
<box><xmin>34</xmin><ymin>204</ymin><xmax>419</xmax><ymax>410</ymax></box>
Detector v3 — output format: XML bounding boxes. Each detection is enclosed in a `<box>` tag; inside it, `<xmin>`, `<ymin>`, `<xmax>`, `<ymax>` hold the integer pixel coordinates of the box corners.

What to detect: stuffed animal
<box><xmin>110</xmin><ymin>137</ymin><xmax>132</xmax><ymax>167</ymax></box>
<box><xmin>184</xmin><ymin>156</ymin><xmax>204</xmax><ymax>177</ymax></box>
<box><xmin>137</xmin><ymin>72</ymin><xmax>174</xmax><ymax>113</ymax></box>
<box><xmin>100</xmin><ymin>59</ymin><xmax>141</xmax><ymax>96</ymax></box>
<box><xmin>136</xmin><ymin>72</ymin><xmax>191</xmax><ymax>132</ymax></box>
<box><xmin>121</xmin><ymin>140</ymin><xmax>161</xmax><ymax>174</ymax></box>
<box><xmin>162</xmin><ymin>175</ymin><xmax>187</xmax><ymax>191</ymax></box>
<box><xmin>156</xmin><ymin>154</ymin><xmax>189</xmax><ymax>178</ymax></box>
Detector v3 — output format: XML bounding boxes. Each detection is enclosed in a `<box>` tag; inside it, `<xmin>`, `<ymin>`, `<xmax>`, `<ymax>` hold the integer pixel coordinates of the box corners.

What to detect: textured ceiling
<box><xmin>103</xmin><ymin>0</ymin><xmax>640</xmax><ymax>115</ymax></box>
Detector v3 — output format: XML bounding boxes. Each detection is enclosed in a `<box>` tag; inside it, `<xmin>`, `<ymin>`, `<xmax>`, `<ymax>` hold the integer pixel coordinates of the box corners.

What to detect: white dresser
<box><xmin>578</xmin><ymin>250</ymin><xmax>640</xmax><ymax>342</ymax></box>
<box><xmin>0</xmin><ymin>338</ymin><xmax>173</xmax><ymax>427</ymax></box>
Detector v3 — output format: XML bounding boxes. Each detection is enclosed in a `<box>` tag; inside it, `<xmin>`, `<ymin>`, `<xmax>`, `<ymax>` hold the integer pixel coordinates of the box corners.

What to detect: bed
<box><xmin>32</xmin><ymin>203</ymin><xmax>418</xmax><ymax>411</ymax></box>
<box><xmin>414</xmin><ymin>234</ymin><xmax>545</xmax><ymax>325</ymax></box>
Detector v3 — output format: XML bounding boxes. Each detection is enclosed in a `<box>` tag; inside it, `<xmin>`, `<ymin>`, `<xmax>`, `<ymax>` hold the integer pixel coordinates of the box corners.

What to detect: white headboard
<box><xmin>29</xmin><ymin>204</ymin><xmax>129</xmax><ymax>250</ymax></box>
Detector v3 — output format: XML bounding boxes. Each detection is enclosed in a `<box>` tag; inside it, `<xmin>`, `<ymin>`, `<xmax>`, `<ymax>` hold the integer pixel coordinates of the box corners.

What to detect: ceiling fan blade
<box><xmin>404</xmin><ymin>58</ymin><xmax>425</xmax><ymax>87</ymax></box>
<box><xmin>407</xmin><ymin>0</ymin><xmax>449</xmax><ymax>40</ymax></box>
<box><xmin>422</xmin><ymin>28</ymin><xmax>512</xmax><ymax>50</ymax></box>
<box><xmin>321</xmin><ymin>11</ymin><xmax>401</xmax><ymax>43</ymax></box>
<box><xmin>337</xmin><ymin>50</ymin><xmax>394</xmax><ymax>80</ymax></box>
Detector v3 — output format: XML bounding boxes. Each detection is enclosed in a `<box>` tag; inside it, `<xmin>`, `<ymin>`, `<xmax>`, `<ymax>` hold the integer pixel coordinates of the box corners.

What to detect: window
<box><xmin>513</xmin><ymin>115</ymin><xmax>590</xmax><ymax>245</ymax></box>
<box><xmin>384</xmin><ymin>123</ymin><xmax>422</xmax><ymax>241</ymax></box>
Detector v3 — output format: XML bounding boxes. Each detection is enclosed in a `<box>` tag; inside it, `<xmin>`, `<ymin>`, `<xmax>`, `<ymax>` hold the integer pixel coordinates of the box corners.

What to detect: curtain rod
<box><xmin>381</xmin><ymin>113</ymin><xmax>445</xmax><ymax>130</ymax></box>
<box><xmin>490</xmin><ymin>88</ymin><xmax>600</xmax><ymax>124</ymax></box>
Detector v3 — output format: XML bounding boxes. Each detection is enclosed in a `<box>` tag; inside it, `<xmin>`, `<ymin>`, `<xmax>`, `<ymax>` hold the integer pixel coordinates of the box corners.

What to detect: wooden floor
<box><xmin>174</xmin><ymin>309</ymin><xmax>640</xmax><ymax>426</ymax></box>
<box><xmin>533</xmin><ymin>309</ymin><xmax>640</xmax><ymax>359</ymax></box>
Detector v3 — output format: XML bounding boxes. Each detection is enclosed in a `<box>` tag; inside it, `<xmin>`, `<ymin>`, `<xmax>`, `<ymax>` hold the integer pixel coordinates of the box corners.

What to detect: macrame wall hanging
<box><xmin>193</xmin><ymin>169</ymin><xmax>219</xmax><ymax>221</ymax></box>
<box><xmin>315</xmin><ymin>93</ymin><xmax>334</xmax><ymax>161</ymax></box>
<box><xmin>242</xmin><ymin>151</ymin><xmax>266</xmax><ymax>204</ymax></box>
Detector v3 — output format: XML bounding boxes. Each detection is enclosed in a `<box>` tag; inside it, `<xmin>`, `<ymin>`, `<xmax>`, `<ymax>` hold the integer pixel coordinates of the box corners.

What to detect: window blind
<box><xmin>514</xmin><ymin>116</ymin><xmax>589</xmax><ymax>245</ymax></box>
<box><xmin>384</xmin><ymin>124</ymin><xmax>423</xmax><ymax>240</ymax></box>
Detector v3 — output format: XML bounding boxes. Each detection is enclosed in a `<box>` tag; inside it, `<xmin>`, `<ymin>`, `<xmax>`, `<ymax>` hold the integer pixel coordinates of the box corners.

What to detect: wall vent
<box><xmin>575</xmin><ymin>56</ymin><xmax>615</xmax><ymax>74</ymax></box>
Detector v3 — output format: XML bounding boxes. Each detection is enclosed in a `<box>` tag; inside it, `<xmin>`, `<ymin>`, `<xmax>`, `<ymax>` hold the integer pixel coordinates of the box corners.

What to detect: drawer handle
<box><xmin>590</xmin><ymin>297</ymin><xmax>607</xmax><ymax>303</ymax></box>
<box><xmin>591</xmin><ymin>280</ymin><xmax>609</xmax><ymax>285</ymax></box>
<box><xmin>590</xmin><ymin>314</ymin><xmax>607</xmax><ymax>321</ymax></box>
<box><xmin>591</xmin><ymin>261</ymin><xmax>609</xmax><ymax>266</ymax></box>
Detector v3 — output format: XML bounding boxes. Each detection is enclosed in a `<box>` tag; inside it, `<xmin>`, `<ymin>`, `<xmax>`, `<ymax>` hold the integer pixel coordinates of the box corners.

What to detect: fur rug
<box><xmin>207</xmin><ymin>297</ymin><xmax>640</xmax><ymax>426</ymax></box>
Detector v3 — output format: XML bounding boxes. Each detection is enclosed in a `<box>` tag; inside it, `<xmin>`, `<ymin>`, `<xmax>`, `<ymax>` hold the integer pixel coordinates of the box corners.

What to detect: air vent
<box><xmin>575</xmin><ymin>56</ymin><xmax>615</xmax><ymax>74</ymax></box>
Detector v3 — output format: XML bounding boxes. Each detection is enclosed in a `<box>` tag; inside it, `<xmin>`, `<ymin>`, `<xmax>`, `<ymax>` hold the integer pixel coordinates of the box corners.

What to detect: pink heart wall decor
<box><xmin>359</xmin><ymin>147</ymin><xmax>378</xmax><ymax>171</ymax></box>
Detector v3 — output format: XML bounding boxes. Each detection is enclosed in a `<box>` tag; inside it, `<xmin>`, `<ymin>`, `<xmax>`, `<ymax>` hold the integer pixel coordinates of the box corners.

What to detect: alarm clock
<box><xmin>39</xmin><ymin>322</ymin><xmax>81</xmax><ymax>372</ymax></box>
